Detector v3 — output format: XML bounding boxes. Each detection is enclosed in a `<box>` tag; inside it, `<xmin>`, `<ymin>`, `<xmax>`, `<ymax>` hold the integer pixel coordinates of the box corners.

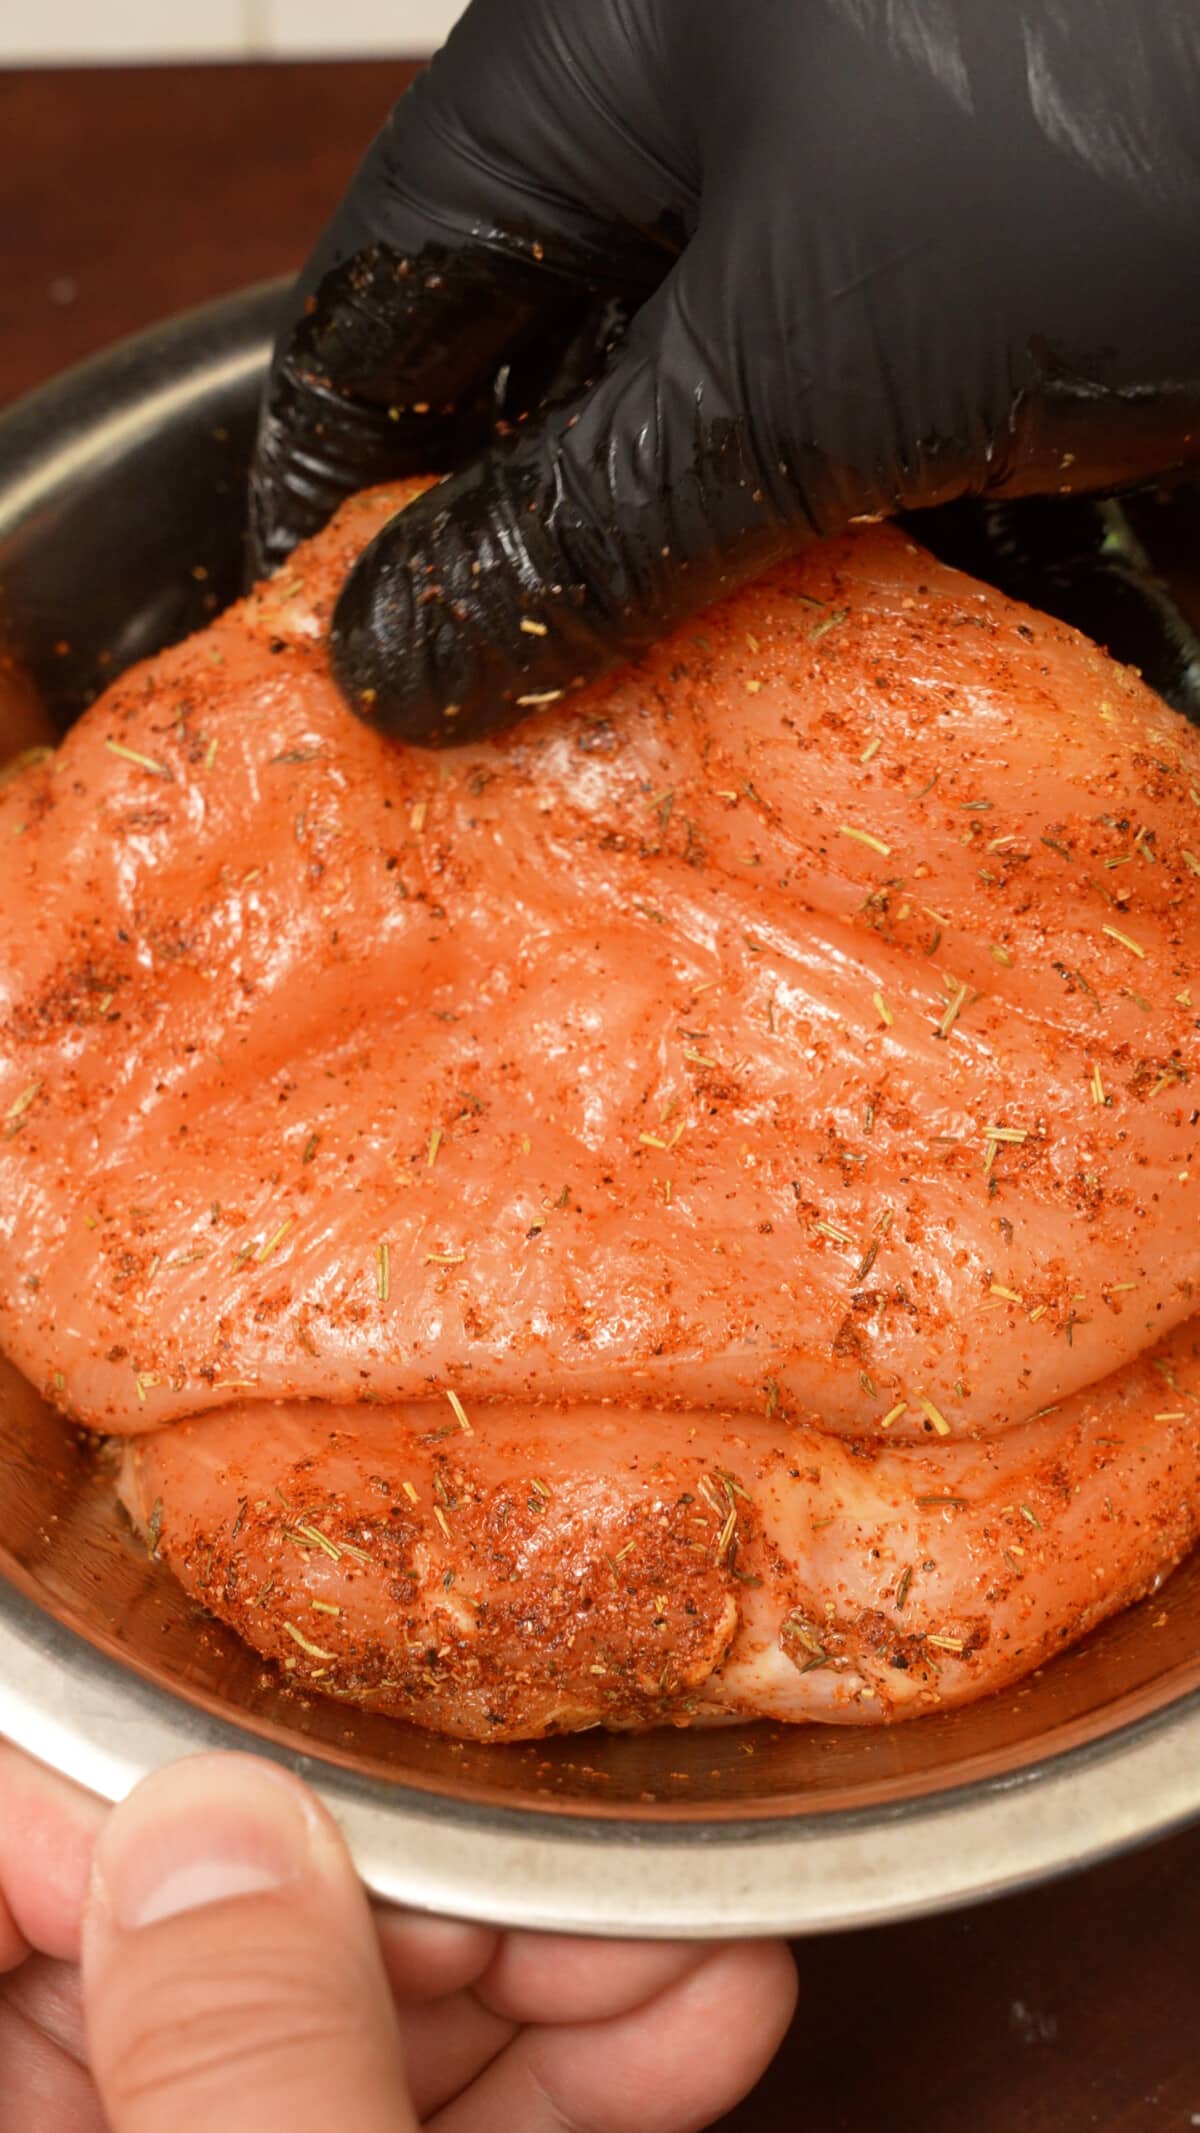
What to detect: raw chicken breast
<box><xmin>2</xmin><ymin>480</ymin><xmax>1199</xmax><ymax>1738</ymax></box>
<box><xmin>120</xmin><ymin>1319</ymin><xmax>1200</xmax><ymax>1738</ymax></box>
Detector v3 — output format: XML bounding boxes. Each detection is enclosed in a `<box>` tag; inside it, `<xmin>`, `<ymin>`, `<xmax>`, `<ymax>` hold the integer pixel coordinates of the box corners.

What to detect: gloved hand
<box><xmin>250</xmin><ymin>0</ymin><xmax>1200</xmax><ymax>746</ymax></box>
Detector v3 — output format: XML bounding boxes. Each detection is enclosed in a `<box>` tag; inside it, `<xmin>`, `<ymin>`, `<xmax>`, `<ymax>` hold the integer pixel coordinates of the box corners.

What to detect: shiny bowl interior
<box><xmin>2</xmin><ymin>282</ymin><xmax>1200</xmax><ymax>1935</ymax></box>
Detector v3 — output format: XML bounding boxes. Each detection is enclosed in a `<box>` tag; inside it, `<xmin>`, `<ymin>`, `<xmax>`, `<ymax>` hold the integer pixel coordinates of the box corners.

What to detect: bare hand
<box><xmin>0</xmin><ymin>1743</ymin><xmax>797</xmax><ymax>2131</ymax></box>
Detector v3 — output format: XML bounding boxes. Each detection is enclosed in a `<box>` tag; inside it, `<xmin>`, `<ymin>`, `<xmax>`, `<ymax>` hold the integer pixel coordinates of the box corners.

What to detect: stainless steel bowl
<box><xmin>3</xmin><ymin>284</ymin><xmax>1200</xmax><ymax>1937</ymax></box>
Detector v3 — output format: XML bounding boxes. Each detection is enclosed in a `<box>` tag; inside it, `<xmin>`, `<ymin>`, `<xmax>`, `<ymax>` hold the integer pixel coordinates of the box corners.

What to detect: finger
<box><xmin>329</xmin><ymin>248</ymin><xmax>794</xmax><ymax>748</ymax></box>
<box><xmin>473</xmin><ymin>1932</ymin><xmax>715</xmax><ymax>2025</ymax></box>
<box><xmin>0</xmin><ymin>1962</ymin><xmax>105</xmax><ymax>2133</ymax></box>
<box><xmin>429</xmin><ymin>1939</ymin><xmax>798</xmax><ymax>2133</ymax></box>
<box><xmin>250</xmin><ymin>0</ymin><xmax>677</xmax><ymax>573</ymax></box>
<box><xmin>3</xmin><ymin>1951</ymin><xmax>87</xmax><ymax>2065</ymax></box>
<box><xmin>0</xmin><ymin>1744</ymin><xmax>105</xmax><ymax>1968</ymax></box>
<box><xmin>372</xmin><ymin>1903</ymin><xmax>499</xmax><ymax>2003</ymax></box>
<box><xmin>359</xmin><ymin>1910</ymin><xmax>513</xmax><ymax>2121</ymax></box>
<box><xmin>0</xmin><ymin>1886</ymin><xmax>20</xmax><ymax>1970</ymax></box>
<box><xmin>392</xmin><ymin>1987</ymin><xmax>515</xmax><ymax>2121</ymax></box>
<box><xmin>82</xmin><ymin>1753</ymin><xmax>416</xmax><ymax>2133</ymax></box>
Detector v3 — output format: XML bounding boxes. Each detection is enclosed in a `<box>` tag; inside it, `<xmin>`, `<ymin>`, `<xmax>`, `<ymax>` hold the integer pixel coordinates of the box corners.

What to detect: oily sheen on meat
<box><xmin>1</xmin><ymin>483</ymin><xmax>1198</xmax><ymax>1739</ymax></box>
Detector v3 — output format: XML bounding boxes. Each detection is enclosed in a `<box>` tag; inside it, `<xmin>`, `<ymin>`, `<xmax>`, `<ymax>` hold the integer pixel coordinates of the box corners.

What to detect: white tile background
<box><xmin>0</xmin><ymin>0</ymin><xmax>468</xmax><ymax>63</ymax></box>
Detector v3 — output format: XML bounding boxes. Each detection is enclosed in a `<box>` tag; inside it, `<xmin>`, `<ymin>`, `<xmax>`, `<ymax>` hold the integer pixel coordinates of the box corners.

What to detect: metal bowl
<box><xmin>2</xmin><ymin>283</ymin><xmax>1200</xmax><ymax>1937</ymax></box>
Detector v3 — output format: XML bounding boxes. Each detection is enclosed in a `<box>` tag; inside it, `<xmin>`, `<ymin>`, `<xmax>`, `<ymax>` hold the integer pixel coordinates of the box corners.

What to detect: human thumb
<box><xmin>81</xmin><ymin>1754</ymin><xmax>416</xmax><ymax>2133</ymax></box>
<box><xmin>330</xmin><ymin>249</ymin><xmax>797</xmax><ymax>749</ymax></box>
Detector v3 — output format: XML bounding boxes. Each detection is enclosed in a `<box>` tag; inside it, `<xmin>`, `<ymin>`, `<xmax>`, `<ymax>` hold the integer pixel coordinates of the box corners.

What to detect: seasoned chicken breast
<box><xmin>2</xmin><ymin>482</ymin><xmax>1197</xmax><ymax>1737</ymax></box>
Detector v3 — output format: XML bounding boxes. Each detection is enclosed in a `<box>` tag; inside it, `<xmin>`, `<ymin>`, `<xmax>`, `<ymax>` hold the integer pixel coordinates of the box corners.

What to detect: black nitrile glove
<box><xmin>250</xmin><ymin>0</ymin><xmax>1200</xmax><ymax>747</ymax></box>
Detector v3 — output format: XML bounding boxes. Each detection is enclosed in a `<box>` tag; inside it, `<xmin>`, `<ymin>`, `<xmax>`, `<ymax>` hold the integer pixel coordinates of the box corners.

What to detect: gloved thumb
<box><xmin>81</xmin><ymin>1753</ymin><xmax>415</xmax><ymax>2133</ymax></box>
<box><xmin>330</xmin><ymin>252</ymin><xmax>797</xmax><ymax>748</ymax></box>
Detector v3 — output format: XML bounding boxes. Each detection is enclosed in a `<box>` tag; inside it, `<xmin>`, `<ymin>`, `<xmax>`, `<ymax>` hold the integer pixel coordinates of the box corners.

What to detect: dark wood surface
<box><xmin>0</xmin><ymin>60</ymin><xmax>411</xmax><ymax>405</ymax></box>
<box><xmin>2</xmin><ymin>60</ymin><xmax>1197</xmax><ymax>2133</ymax></box>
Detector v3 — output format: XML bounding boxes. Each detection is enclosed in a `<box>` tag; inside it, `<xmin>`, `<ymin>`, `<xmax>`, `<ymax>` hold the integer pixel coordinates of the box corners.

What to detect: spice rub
<box><xmin>2</xmin><ymin>480</ymin><xmax>1199</xmax><ymax>1736</ymax></box>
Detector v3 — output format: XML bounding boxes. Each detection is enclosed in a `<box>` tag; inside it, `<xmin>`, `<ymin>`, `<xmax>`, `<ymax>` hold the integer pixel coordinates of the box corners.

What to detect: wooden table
<box><xmin>2</xmin><ymin>59</ymin><xmax>1198</xmax><ymax>2133</ymax></box>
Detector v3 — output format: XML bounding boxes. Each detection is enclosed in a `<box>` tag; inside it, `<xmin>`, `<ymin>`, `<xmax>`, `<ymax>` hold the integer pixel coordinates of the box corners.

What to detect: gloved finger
<box><xmin>329</xmin><ymin>248</ymin><xmax>795</xmax><ymax>747</ymax></box>
<box><xmin>81</xmin><ymin>1753</ymin><xmax>416</xmax><ymax>2133</ymax></box>
<box><xmin>249</xmin><ymin>0</ymin><xmax>682</xmax><ymax>574</ymax></box>
<box><xmin>249</xmin><ymin>241</ymin><xmax>637</xmax><ymax>580</ymax></box>
<box><xmin>428</xmin><ymin>1938</ymin><xmax>799</xmax><ymax>2133</ymax></box>
<box><xmin>0</xmin><ymin>1743</ymin><xmax>105</xmax><ymax>1968</ymax></box>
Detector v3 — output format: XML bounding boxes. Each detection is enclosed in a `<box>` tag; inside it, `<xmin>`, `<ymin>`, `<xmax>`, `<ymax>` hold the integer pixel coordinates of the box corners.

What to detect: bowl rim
<box><xmin>3</xmin><ymin>1565</ymin><xmax>1200</xmax><ymax>1936</ymax></box>
<box><xmin>3</xmin><ymin>284</ymin><xmax>1200</xmax><ymax>1937</ymax></box>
